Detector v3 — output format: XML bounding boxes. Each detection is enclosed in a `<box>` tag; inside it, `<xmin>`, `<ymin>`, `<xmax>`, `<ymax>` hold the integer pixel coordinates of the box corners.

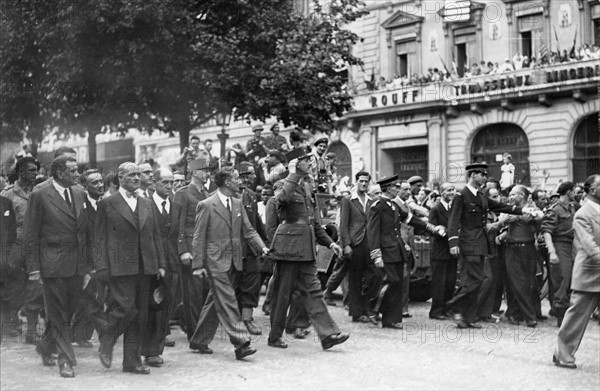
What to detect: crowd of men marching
<box><xmin>0</xmin><ymin>127</ymin><xmax>599</xmax><ymax>378</ymax></box>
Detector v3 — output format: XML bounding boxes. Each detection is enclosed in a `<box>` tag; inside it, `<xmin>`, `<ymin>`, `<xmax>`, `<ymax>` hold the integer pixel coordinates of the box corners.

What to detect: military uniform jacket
<box><xmin>175</xmin><ymin>183</ymin><xmax>209</xmax><ymax>255</ymax></box>
<box><xmin>241</xmin><ymin>189</ymin><xmax>267</xmax><ymax>258</ymax></box>
<box><xmin>540</xmin><ymin>200</ymin><xmax>575</xmax><ymax>243</ymax></box>
<box><xmin>367</xmin><ymin>195</ymin><xmax>428</xmax><ymax>264</ymax></box>
<box><xmin>1</xmin><ymin>181</ymin><xmax>31</xmax><ymax>242</ymax></box>
<box><xmin>571</xmin><ymin>198</ymin><xmax>600</xmax><ymax>292</ymax></box>
<box><xmin>0</xmin><ymin>196</ymin><xmax>17</xmax><ymax>264</ymax></box>
<box><xmin>447</xmin><ymin>186</ymin><xmax>521</xmax><ymax>257</ymax></box>
<box><xmin>270</xmin><ymin>173</ymin><xmax>334</xmax><ymax>261</ymax></box>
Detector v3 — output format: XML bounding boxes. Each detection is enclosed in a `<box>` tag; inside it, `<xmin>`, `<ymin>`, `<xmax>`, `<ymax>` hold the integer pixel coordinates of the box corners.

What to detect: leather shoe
<box><xmin>507</xmin><ymin>316</ymin><xmax>521</xmax><ymax>326</ymax></box>
<box><xmin>429</xmin><ymin>314</ymin><xmax>447</xmax><ymax>320</ymax></box>
<box><xmin>553</xmin><ymin>355</ymin><xmax>576</xmax><ymax>369</ymax></box>
<box><xmin>292</xmin><ymin>328</ymin><xmax>307</xmax><ymax>339</ymax></box>
<box><xmin>468</xmin><ymin>322</ymin><xmax>483</xmax><ymax>329</ymax></box>
<box><xmin>526</xmin><ymin>320</ymin><xmax>538</xmax><ymax>328</ymax></box>
<box><xmin>382</xmin><ymin>322</ymin><xmax>404</xmax><ymax>330</ymax></box>
<box><xmin>164</xmin><ymin>337</ymin><xmax>175</xmax><ymax>347</ymax></box>
<box><xmin>324</xmin><ymin>298</ymin><xmax>336</xmax><ymax>306</ymax></box>
<box><xmin>144</xmin><ymin>355</ymin><xmax>163</xmax><ymax>367</ymax></box>
<box><xmin>243</xmin><ymin>319</ymin><xmax>262</xmax><ymax>335</ymax></box>
<box><xmin>73</xmin><ymin>340</ymin><xmax>93</xmax><ymax>349</ymax></box>
<box><xmin>321</xmin><ymin>332</ymin><xmax>350</xmax><ymax>350</ymax></box>
<box><xmin>537</xmin><ymin>315</ymin><xmax>548</xmax><ymax>321</ymax></box>
<box><xmin>453</xmin><ymin>313</ymin><xmax>469</xmax><ymax>329</ymax></box>
<box><xmin>402</xmin><ymin>312</ymin><xmax>412</xmax><ymax>318</ymax></box>
<box><xmin>36</xmin><ymin>346</ymin><xmax>56</xmax><ymax>367</ymax></box>
<box><xmin>123</xmin><ymin>365</ymin><xmax>151</xmax><ymax>374</ymax></box>
<box><xmin>268</xmin><ymin>338</ymin><xmax>288</xmax><ymax>349</ymax></box>
<box><xmin>99</xmin><ymin>352</ymin><xmax>112</xmax><ymax>369</ymax></box>
<box><xmin>190</xmin><ymin>343</ymin><xmax>213</xmax><ymax>354</ymax></box>
<box><xmin>59</xmin><ymin>362</ymin><xmax>75</xmax><ymax>378</ymax></box>
<box><xmin>352</xmin><ymin>315</ymin><xmax>371</xmax><ymax>323</ymax></box>
<box><xmin>235</xmin><ymin>343</ymin><xmax>257</xmax><ymax>360</ymax></box>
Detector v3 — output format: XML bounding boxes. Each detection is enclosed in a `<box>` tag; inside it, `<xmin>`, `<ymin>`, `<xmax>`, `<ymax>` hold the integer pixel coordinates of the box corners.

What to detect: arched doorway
<box><xmin>327</xmin><ymin>141</ymin><xmax>352</xmax><ymax>182</ymax></box>
<box><xmin>471</xmin><ymin>123</ymin><xmax>530</xmax><ymax>186</ymax></box>
<box><xmin>572</xmin><ymin>113</ymin><xmax>600</xmax><ymax>184</ymax></box>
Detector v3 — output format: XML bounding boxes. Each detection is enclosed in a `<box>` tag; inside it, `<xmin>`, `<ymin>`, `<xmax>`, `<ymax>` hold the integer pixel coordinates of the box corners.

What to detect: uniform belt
<box><xmin>282</xmin><ymin>218</ymin><xmax>309</xmax><ymax>225</ymax></box>
<box><xmin>505</xmin><ymin>242</ymin><xmax>534</xmax><ymax>246</ymax></box>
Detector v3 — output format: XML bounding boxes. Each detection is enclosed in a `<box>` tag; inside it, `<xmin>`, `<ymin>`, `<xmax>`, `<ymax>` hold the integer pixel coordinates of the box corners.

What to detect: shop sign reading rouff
<box><xmin>356</xmin><ymin>61</ymin><xmax>600</xmax><ymax>111</ymax></box>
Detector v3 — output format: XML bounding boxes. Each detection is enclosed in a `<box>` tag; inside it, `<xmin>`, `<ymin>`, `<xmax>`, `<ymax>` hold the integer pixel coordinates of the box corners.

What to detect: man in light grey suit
<box><xmin>553</xmin><ymin>174</ymin><xmax>600</xmax><ymax>369</ymax></box>
<box><xmin>188</xmin><ymin>167</ymin><xmax>269</xmax><ymax>360</ymax></box>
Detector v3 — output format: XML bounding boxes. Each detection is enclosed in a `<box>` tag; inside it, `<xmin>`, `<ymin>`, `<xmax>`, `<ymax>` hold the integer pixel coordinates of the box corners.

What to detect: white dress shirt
<box><xmin>216</xmin><ymin>190</ymin><xmax>231</xmax><ymax>211</ymax></box>
<box><xmin>152</xmin><ymin>192</ymin><xmax>170</xmax><ymax>214</ymax></box>
<box><xmin>119</xmin><ymin>187</ymin><xmax>138</xmax><ymax>212</ymax></box>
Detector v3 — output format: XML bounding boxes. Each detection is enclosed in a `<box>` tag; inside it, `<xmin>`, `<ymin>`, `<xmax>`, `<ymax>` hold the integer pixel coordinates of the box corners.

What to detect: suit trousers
<box><xmin>269</xmin><ymin>261</ymin><xmax>340</xmax><ymax>343</ymax></box>
<box><xmin>446</xmin><ymin>255</ymin><xmax>485</xmax><ymax>323</ymax></box>
<box><xmin>378</xmin><ymin>262</ymin><xmax>404</xmax><ymax>326</ymax></box>
<box><xmin>550</xmin><ymin>241</ymin><xmax>574</xmax><ymax>315</ymax></box>
<box><xmin>284</xmin><ymin>290</ymin><xmax>311</xmax><ymax>333</ymax></box>
<box><xmin>325</xmin><ymin>257</ymin><xmax>349</xmax><ymax>306</ymax></box>
<box><xmin>100</xmin><ymin>274</ymin><xmax>151</xmax><ymax>368</ymax></box>
<box><xmin>348</xmin><ymin>240</ymin><xmax>382</xmax><ymax>318</ymax></box>
<box><xmin>504</xmin><ymin>243</ymin><xmax>538</xmax><ymax>322</ymax></box>
<box><xmin>40</xmin><ymin>276</ymin><xmax>82</xmax><ymax>366</ymax></box>
<box><xmin>429</xmin><ymin>258</ymin><xmax>458</xmax><ymax>317</ymax></box>
<box><xmin>477</xmin><ymin>256</ymin><xmax>496</xmax><ymax>319</ymax></box>
<box><xmin>189</xmin><ymin>267</ymin><xmax>248</xmax><ymax>349</ymax></box>
<box><xmin>555</xmin><ymin>290</ymin><xmax>600</xmax><ymax>363</ymax></box>
<box><xmin>179</xmin><ymin>264</ymin><xmax>209</xmax><ymax>340</ymax></box>
<box><xmin>72</xmin><ymin>278</ymin><xmax>108</xmax><ymax>342</ymax></box>
<box><xmin>236</xmin><ymin>255</ymin><xmax>261</xmax><ymax>311</ymax></box>
<box><xmin>142</xmin><ymin>272</ymin><xmax>178</xmax><ymax>357</ymax></box>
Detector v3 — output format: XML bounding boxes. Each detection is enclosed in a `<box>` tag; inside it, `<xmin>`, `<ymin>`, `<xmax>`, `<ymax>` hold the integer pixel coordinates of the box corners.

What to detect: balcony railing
<box><xmin>352</xmin><ymin>59</ymin><xmax>600</xmax><ymax>112</ymax></box>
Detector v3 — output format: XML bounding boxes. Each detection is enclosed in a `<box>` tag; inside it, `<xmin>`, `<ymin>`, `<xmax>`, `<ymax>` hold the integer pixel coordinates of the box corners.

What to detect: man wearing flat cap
<box><xmin>368</xmin><ymin>175</ymin><xmax>445</xmax><ymax>329</ymax></box>
<box><xmin>309</xmin><ymin>137</ymin><xmax>332</xmax><ymax>194</ymax></box>
<box><xmin>446</xmin><ymin>162</ymin><xmax>524</xmax><ymax>329</ymax></box>
<box><xmin>174</xmin><ymin>158</ymin><xmax>212</xmax><ymax>340</ymax></box>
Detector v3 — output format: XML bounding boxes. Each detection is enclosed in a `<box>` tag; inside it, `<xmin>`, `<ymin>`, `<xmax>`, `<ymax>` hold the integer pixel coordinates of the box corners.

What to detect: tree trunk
<box><xmin>87</xmin><ymin>127</ymin><xmax>99</xmax><ymax>168</ymax></box>
<box><xmin>178</xmin><ymin>125</ymin><xmax>191</xmax><ymax>152</ymax></box>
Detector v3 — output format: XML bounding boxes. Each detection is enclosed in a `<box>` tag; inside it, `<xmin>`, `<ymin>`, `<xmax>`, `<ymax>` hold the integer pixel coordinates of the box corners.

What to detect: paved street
<box><xmin>1</xmin><ymin>298</ymin><xmax>599</xmax><ymax>390</ymax></box>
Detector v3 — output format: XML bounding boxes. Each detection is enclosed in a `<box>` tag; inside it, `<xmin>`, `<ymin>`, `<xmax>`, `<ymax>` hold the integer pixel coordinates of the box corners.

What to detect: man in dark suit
<box><xmin>339</xmin><ymin>170</ymin><xmax>380</xmax><ymax>324</ymax></box>
<box><xmin>142</xmin><ymin>168</ymin><xmax>182</xmax><ymax>367</ymax></box>
<box><xmin>0</xmin><ymin>195</ymin><xmax>18</xmax><ymax>338</ymax></box>
<box><xmin>446</xmin><ymin>163</ymin><xmax>523</xmax><ymax>329</ymax></box>
<box><xmin>174</xmin><ymin>158</ymin><xmax>212</xmax><ymax>340</ymax></box>
<box><xmin>368</xmin><ymin>176</ymin><xmax>444</xmax><ymax>329</ymax></box>
<box><xmin>553</xmin><ymin>174</ymin><xmax>600</xmax><ymax>369</ymax></box>
<box><xmin>236</xmin><ymin>162</ymin><xmax>268</xmax><ymax>335</ymax></box>
<box><xmin>267</xmin><ymin>149</ymin><xmax>349</xmax><ymax>350</ymax></box>
<box><xmin>71</xmin><ymin>169</ymin><xmax>105</xmax><ymax>348</ymax></box>
<box><xmin>23</xmin><ymin>155</ymin><xmax>91</xmax><ymax>378</ymax></box>
<box><xmin>428</xmin><ymin>183</ymin><xmax>456</xmax><ymax>320</ymax></box>
<box><xmin>188</xmin><ymin>167</ymin><xmax>268</xmax><ymax>360</ymax></box>
<box><xmin>94</xmin><ymin>162</ymin><xmax>166</xmax><ymax>375</ymax></box>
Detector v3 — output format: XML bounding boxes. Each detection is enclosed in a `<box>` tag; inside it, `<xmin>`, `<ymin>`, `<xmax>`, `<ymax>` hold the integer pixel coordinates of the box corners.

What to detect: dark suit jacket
<box><xmin>94</xmin><ymin>192</ymin><xmax>165</xmax><ymax>277</ymax></box>
<box><xmin>151</xmin><ymin>198</ymin><xmax>182</xmax><ymax>273</ymax></box>
<box><xmin>175</xmin><ymin>183</ymin><xmax>208</xmax><ymax>255</ymax></box>
<box><xmin>192</xmin><ymin>192</ymin><xmax>265</xmax><ymax>273</ymax></box>
<box><xmin>241</xmin><ymin>189</ymin><xmax>267</xmax><ymax>258</ymax></box>
<box><xmin>428</xmin><ymin>201</ymin><xmax>451</xmax><ymax>260</ymax></box>
<box><xmin>23</xmin><ymin>184</ymin><xmax>91</xmax><ymax>278</ymax></box>
<box><xmin>339</xmin><ymin>193</ymin><xmax>372</xmax><ymax>248</ymax></box>
<box><xmin>265</xmin><ymin>197</ymin><xmax>280</xmax><ymax>246</ymax></box>
<box><xmin>0</xmin><ymin>196</ymin><xmax>17</xmax><ymax>264</ymax></box>
<box><xmin>447</xmin><ymin>186</ymin><xmax>521</xmax><ymax>257</ymax></box>
<box><xmin>270</xmin><ymin>173</ymin><xmax>333</xmax><ymax>261</ymax></box>
<box><xmin>367</xmin><ymin>196</ymin><xmax>428</xmax><ymax>264</ymax></box>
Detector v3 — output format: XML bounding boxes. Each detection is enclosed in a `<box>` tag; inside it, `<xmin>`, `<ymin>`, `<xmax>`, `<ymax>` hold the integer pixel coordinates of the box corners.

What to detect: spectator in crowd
<box><xmin>176</xmin><ymin>136</ymin><xmax>203</xmax><ymax>179</ymax></box>
<box><xmin>172</xmin><ymin>172</ymin><xmax>186</xmax><ymax>194</ymax></box>
<box><xmin>104</xmin><ymin>172</ymin><xmax>119</xmax><ymax>195</ymax></box>
<box><xmin>500</xmin><ymin>153</ymin><xmax>515</xmax><ymax>191</ymax></box>
<box><xmin>224</xmin><ymin>143</ymin><xmax>247</xmax><ymax>168</ymax></box>
<box><xmin>260</xmin><ymin>150</ymin><xmax>286</xmax><ymax>184</ymax></box>
<box><xmin>246</xmin><ymin>124</ymin><xmax>269</xmax><ymax>162</ymax></box>
<box><xmin>264</xmin><ymin>123</ymin><xmax>289</xmax><ymax>152</ymax></box>
<box><xmin>136</xmin><ymin>162</ymin><xmax>155</xmax><ymax>198</ymax></box>
<box><xmin>203</xmin><ymin>139</ymin><xmax>219</xmax><ymax>168</ymax></box>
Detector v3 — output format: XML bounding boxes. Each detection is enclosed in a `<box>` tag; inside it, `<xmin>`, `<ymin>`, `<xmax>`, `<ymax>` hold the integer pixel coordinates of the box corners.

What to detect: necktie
<box><xmin>161</xmin><ymin>200</ymin><xmax>168</xmax><ymax>218</ymax></box>
<box><xmin>226</xmin><ymin>197</ymin><xmax>231</xmax><ymax>213</ymax></box>
<box><xmin>144</xmin><ymin>191</ymin><xmax>149</xmax><ymax>198</ymax></box>
<box><xmin>64</xmin><ymin>189</ymin><xmax>72</xmax><ymax>208</ymax></box>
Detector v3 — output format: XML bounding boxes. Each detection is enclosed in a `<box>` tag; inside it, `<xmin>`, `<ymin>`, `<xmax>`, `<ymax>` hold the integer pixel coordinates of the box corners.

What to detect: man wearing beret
<box><xmin>368</xmin><ymin>175</ymin><xmax>445</xmax><ymax>329</ymax></box>
<box><xmin>264</xmin><ymin>123</ymin><xmax>290</xmax><ymax>152</ymax></box>
<box><xmin>267</xmin><ymin>148</ymin><xmax>349</xmax><ymax>350</ymax></box>
<box><xmin>446</xmin><ymin>162</ymin><xmax>524</xmax><ymax>329</ymax></box>
<box><xmin>174</xmin><ymin>158</ymin><xmax>212</xmax><ymax>340</ymax></box>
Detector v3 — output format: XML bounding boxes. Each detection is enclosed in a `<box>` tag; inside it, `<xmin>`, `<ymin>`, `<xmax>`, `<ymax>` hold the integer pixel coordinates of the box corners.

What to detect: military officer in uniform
<box><xmin>368</xmin><ymin>176</ymin><xmax>445</xmax><ymax>329</ymax></box>
<box><xmin>446</xmin><ymin>163</ymin><xmax>524</xmax><ymax>329</ymax></box>
<box><xmin>267</xmin><ymin>148</ymin><xmax>349</xmax><ymax>350</ymax></box>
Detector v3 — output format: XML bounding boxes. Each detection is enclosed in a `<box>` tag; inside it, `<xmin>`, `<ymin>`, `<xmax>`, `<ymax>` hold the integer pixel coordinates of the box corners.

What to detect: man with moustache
<box><xmin>428</xmin><ymin>183</ymin><xmax>457</xmax><ymax>320</ymax></box>
<box><xmin>174</xmin><ymin>158</ymin><xmax>212</xmax><ymax>340</ymax></box>
<box><xmin>142</xmin><ymin>168</ymin><xmax>182</xmax><ymax>366</ymax></box>
<box><xmin>95</xmin><ymin>162</ymin><xmax>166</xmax><ymax>375</ymax></box>
<box><xmin>23</xmin><ymin>155</ymin><xmax>91</xmax><ymax>377</ymax></box>
<box><xmin>236</xmin><ymin>162</ymin><xmax>268</xmax><ymax>335</ymax></box>
<box><xmin>188</xmin><ymin>167</ymin><xmax>268</xmax><ymax>360</ymax></box>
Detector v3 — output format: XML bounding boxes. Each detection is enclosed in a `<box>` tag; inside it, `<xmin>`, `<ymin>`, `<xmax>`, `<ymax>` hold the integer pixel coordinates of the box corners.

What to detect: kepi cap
<box><xmin>377</xmin><ymin>174</ymin><xmax>399</xmax><ymax>190</ymax></box>
<box><xmin>466</xmin><ymin>162</ymin><xmax>488</xmax><ymax>175</ymax></box>
<box><xmin>407</xmin><ymin>176</ymin><xmax>423</xmax><ymax>186</ymax></box>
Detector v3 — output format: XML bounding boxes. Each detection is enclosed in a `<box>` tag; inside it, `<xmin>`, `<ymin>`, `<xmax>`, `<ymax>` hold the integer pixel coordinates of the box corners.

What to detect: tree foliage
<box><xmin>1</xmin><ymin>0</ymin><xmax>367</xmax><ymax>159</ymax></box>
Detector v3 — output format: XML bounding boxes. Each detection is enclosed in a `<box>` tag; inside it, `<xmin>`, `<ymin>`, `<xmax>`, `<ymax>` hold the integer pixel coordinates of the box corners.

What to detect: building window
<box><xmin>572</xmin><ymin>113</ymin><xmax>600</xmax><ymax>184</ymax></box>
<box><xmin>471</xmin><ymin>123</ymin><xmax>530</xmax><ymax>186</ymax></box>
<box><xmin>391</xmin><ymin>145</ymin><xmax>428</xmax><ymax>182</ymax></box>
<box><xmin>456</xmin><ymin>43</ymin><xmax>467</xmax><ymax>77</ymax></box>
<box><xmin>521</xmin><ymin>31</ymin><xmax>532</xmax><ymax>59</ymax></box>
<box><xmin>517</xmin><ymin>13</ymin><xmax>543</xmax><ymax>60</ymax></box>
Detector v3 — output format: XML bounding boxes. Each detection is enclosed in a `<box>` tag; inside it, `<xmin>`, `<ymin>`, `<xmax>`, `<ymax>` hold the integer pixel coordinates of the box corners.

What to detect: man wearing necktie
<box><xmin>94</xmin><ymin>162</ymin><xmax>166</xmax><ymax>375</ymax></box>
<box><xmin>142</xmin><ymin>168</ymin><xmax>182</xmax><ymax>367</ymax></box>
<box><xmin>174</xmin><ymin>158</ymin><xmax>212</xmax><ymax>340</ymax></box>
<box><xmin>23</xmin><ymin>155</ymin><xmax>92</xmax><ymax>378</ymax></box>
<box><xmin>136</xmin><ymin>162</ymin><xmax>155</xmax><ymax>198</ymax></box>
<box><xmin>427</xmin><ymin>183</ymin><xmax>456</xmax><ymax>320</ymax></box>
<box><xmin>188</xmin><ymin>167</ymin><xmax>269</xmax><ymax>360</ymax></box>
